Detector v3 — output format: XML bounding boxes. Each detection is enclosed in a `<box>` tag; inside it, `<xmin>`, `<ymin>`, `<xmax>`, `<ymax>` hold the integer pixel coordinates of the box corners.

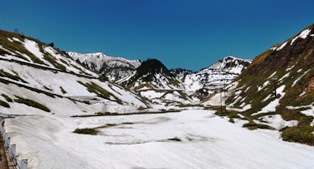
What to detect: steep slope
<box><xmin>68</xmin><ymin>52</ymin><xmax>141</xmax><ymax>82</ymax></box>
<box><xmin>223</xmin><ymin>24</ymin><xmax>314</xmax><ymax>145</ymax></box>
<box><xmin>0</xmin><ymin>30</ymin><xmax>146</xmax><ymax>116</ymax></box>
<box><xmin>0</xmin><ymin>31</ymin><xmax>96</xmax><ymax>77</ymax></box>
<box><xmin>184</xmin><ymin>56</ymin><xmax>251</xmax><ymax>98</ymax></box>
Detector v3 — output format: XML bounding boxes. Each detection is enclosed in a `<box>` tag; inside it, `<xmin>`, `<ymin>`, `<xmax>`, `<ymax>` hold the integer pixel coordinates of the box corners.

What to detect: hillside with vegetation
<box><xmin>223</xmin><ymin>24</ymin><xmax>314</xmax><ymax>145</ymax></box>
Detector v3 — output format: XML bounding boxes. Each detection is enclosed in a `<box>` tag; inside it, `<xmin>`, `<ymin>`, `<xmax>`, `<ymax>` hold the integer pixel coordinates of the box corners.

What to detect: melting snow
<box><xmin>279</xmin><ymin>72</ymin><xmax>290</xmax><ymax>81</ymax></box>
<box><xmin>5</xmin><ymin>110</ymin><xmax>314</xmax><ymax>169</ymax></box>
<box><xmin>24</xmin><ymin>39</ymin><xmax>44</xmax><ymax>60</ymax></box>
<box><xmin>301</xmin><ymin>106</ymin><xmax>314</xmax><ymax>117</ymax></box>
<box><xmin>253</xmin><ymin>85</ymin><xmax>285</xmax><ymax>115</ymax></box>
<box><xmin>287</xmin><ymin>104</ymin><xmax>314</xmax><ymax>118</ymax></box>
<box><xmin>13</xmin><ymin>37</ymin><xmax>23</xmax><ymax>43</ymax></box>
<box><xmin>286</xmin><ymin>65</ymin><xmax>295</xmax><ymax>71</ymax></box>
<box><xmin>258</xmin><ymin>115</ymin><xmax>298</xmax><ymax>130</ymax></box>
<box><xmin>258</xmin><ymin>80</ymin><xmax>270</xmax><ymax>91</ymax></box>
<box><xmin>268</xmin><ymin>72</ymin><xmax>277</xmax><ymax>79</ymax></box>
<box><xmin>292</xmin><ymin>70</ymin><xmax>310</xmax><ymax>87</ymax></box>
<box><xmin>276</xmin><ymin>42</ymin><xmax>287</xmax><ymax>51</ymax></box>
<box><xmin>291</xmin><ymin>29</ymin><xmax>311</xmax><ymax>45</ymax></box>
<box><xmin>227</xmin><ymin>104</ymin><xmax>251</xmax><ymax>112</ymax></box>
<box><xmin>140</xmin><ymin>90</ymin><xmax>164</xmax><ymax>99</ymax></box>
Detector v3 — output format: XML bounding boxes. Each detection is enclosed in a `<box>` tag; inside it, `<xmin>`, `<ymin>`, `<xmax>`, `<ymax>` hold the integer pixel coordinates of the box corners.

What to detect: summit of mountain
<box><xmin>68</xmin><ymin>52</ymin><xmax>141</xmax><ymax>82</ymax></box>
<box><xmin>183</xmin><ymin>56</ymin><xmax>252</xmax><ymax>98</ymax></box>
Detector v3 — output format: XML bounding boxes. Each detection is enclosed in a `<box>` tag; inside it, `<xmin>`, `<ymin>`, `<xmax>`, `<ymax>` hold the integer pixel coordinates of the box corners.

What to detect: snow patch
<box><xmin>227</xmin><ymin>104</ymin><xmax>251</xmax><ymax>112</ymax></box>
<box><xmin>268</xmin><ymin>72</ymin><xmax>277</xmax><ymax>79</ymax></box>
<box><xmin>24</xmin><ymin>39</ymin><xmax>44</xmax><ymax>60</ymax></box>
<box><xmin>291</xmin><ymin>29</ymin><xmax>311</xmax><ymax>45</ymax></box>
<box><xmin>258</xmin><ymin>80</ymin><xmax>270</xmax><ymax>91</ymax></box>
<box><xmin>300</xmin><ymin>105</ymin><xmax>314</xmax><ymax>117</ymax></box>
<box><xmin>262</xmin><ymin>94</ymin><xmax>272</xmax><ymax>102</ymax></box>
<box><xmin>292</xmin><ymin>70</ymin><xmax>310</xmax><ymax>87</ymax></box>
<box><xmin>286</xmin><ymin>65</ymin><xmax>295</xmax><ymax>72</ymax></box>
<box><xmin>259</xmin><ymin>115</ymin><xmax>298</xmax><ymax>130</ymax></box>
<box><xmin>276</xmin><ymin>42</ymin><xmax>287</xmax><ymax>51</ymax></box>
<box><xmin>279</xmin><ymin>72</ymin><xmax>290</xmax><ymax>81</ymax></box>
<box><xmin>299</xmin><ymin>91</ymin><xmax>306</xmax><ymax>97</ymax></box>
<box><xmin>13</xmin><ymin>37</ymin><xmax>23</xmax><ymax>43</ymax></box>
<box><xmin>140</xmin><ymin>90</ymin><xmax>164</xmax><ymax>99</ymax></box>
<box><xmin>253</xmin><ymin>85</ymin><xmax>285</xmax><ymax>115</ymax></box>
<box><xmin>270</xmin><ymin>46</ymin><xmax>277</xmax><ymax>51</ymax></box>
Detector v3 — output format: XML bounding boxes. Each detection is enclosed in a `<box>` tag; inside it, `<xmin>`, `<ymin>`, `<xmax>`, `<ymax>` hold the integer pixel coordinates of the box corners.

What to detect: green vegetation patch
<box><xmin>1</xmin><ymin>94</ymin><xmax>13</xmax><ymax>102</ymax></box>
<box><xmin>281</xmin><ymin>126</ymin><xmax>314</xmax><ymax>146</ymax></box>
<box><xmin>0</xmin><ymin>30</ymin><xmax>46</xmax><ymax>64</ymax></box>
<box><xmin>168</xmin><ymin>78</ymin><xmax>181</xmax><ymax>87</ymax></box>
<box><xmin>78</xmin><ymin>81</ymin><xmax>123</xmax><ymax>104</ymax></box>
<box><xmin>242</xmin><ymin>121</ymin><xmax>275</xmax><ymax>130</ymax></box>
<box><xmin>78</xmin><ymin>81</ymin><xmax>110</xmax><ymax>98</ymax></box>
<box><xmin>0</xmin><ymin>69</ymin><xmax>25</xmax><ymax>82</ymax></box>
<box><xmin>43</xmin><ymin>53</ymin><xmax>67</xmax><ymax>71</ymax></box>
<box><xmin>14</xmin><ymin>96</ymin><xmax>50</xmax><ymax>112</ymax></box>
<box><xmin>0</xmin><ymin>100</ymin><xmax>10</xmax><ymax>108</ymax></box>
<box><xmin>73</xmin><ymin>128</ymin><xmax>99</xmax><ymax>135</ymax></box>
<box><xmin>278</xmin><ymin>106</ymin><xmax>313</xmax><ymax>126</ymax></box>
<box><xmin>60</xmin><ymin>86</ymin><xmax>67</xmax><ymax>94</ymax></box>
<box><xmin>167</xmin><ymin>137</ymin><xmax>182</xmax><ymax>142</ymax></box>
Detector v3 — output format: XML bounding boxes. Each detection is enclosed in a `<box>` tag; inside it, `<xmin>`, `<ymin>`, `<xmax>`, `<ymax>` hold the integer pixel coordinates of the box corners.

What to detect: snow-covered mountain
<box><xmin>122</xmin><ymin>58</ymin><xmax>196</xmax><ymax>106</ymax></box>
<box><xmin>0</xmin><ymin>30</ymin><xmax>147</xmax><ymax>116</ymax></box>
<box><xmin>183</xmin><ymin>56</ymin><xmax>251</xmax><ymax>98</ymax></box>
<box><xmin>68</xmin><ymin>52</ymin><xmax>141</xmax><ymax>82</ymax></box>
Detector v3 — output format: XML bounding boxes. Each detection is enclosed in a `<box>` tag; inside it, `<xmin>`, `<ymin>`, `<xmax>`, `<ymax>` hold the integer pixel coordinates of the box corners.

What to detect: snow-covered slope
<box><xmin>0</xmin><ymin>31</ymin><xmax>97</xmax><ymax>77</ymax></box>
<box><xmin>0</xmin><ymin>30</ymin><xmax>147</xmax><ymax>116</ymax></box>
<box><xmin>5</xmin><ymin>110</ymin><xmax>314</xmax><ymax>169</ymax></box>
<box><xmin>68</xmin><ymin>52</ymin><xmax>141</xmax><ymax>82</ymax></box>
<box><xmin>183</xmin><ymin>56</ymin><xmax>251</xmax><ymax>97</ymax></box>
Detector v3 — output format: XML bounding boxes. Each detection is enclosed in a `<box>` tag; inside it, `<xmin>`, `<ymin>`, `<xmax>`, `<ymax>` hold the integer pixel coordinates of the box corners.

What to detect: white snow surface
<box><xmin>0</xmin><ymin>60</ymin><xmax>145</xmax><ymax>115</ymax></box>
<box><xmin>183</xmin><ymin>56</ymin><xmax>251</xmax><ymax>93</ymax></box>
<box><xmin>140</xmin><ymin>90</ymin><xmax>164</xmax><ymax>99</ymax></box>
<box><xmin>258</xmin><ymin>115</ymin><xmax>298</xmax><ymax>130</ymax></box>
<box><xmin>5</xmin><ymin>110</ymin><xmax>314</xmax><ymax>169</ymax></box>
<box><xmin>276</xmin><ymin>41</ymin><xmax>287</xmax><ymax>51</ymax></box>
<box><xmin>68</xmin><ymin>52</ymin><xmax>141</xmax><ymax>71</ymax></box>
<box><xmin>24</xmin><ymin>39</ymin><xmax>45</xmax><ymax>60</ymax></box>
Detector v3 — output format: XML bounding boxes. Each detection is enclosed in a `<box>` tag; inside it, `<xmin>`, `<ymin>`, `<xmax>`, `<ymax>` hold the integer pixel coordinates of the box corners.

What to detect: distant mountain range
<box><xmin>68</xmin><ymin>53</ymin><xmax>251</xmax><ymax>100</ymax></box>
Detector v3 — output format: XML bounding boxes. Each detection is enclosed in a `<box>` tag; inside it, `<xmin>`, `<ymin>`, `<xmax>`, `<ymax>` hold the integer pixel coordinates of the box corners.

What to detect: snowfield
<box><xmin>5</xmin><ymin>110</ymin><xmax>314</xmax><ymax>169</ymax></box>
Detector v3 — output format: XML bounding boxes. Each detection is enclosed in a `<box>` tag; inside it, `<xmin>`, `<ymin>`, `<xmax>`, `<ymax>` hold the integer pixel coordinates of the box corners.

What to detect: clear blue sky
<box><xmin>1</xmin><ymin>0</ymin><xmax>313</xmax><ymax>71</ymax></box>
